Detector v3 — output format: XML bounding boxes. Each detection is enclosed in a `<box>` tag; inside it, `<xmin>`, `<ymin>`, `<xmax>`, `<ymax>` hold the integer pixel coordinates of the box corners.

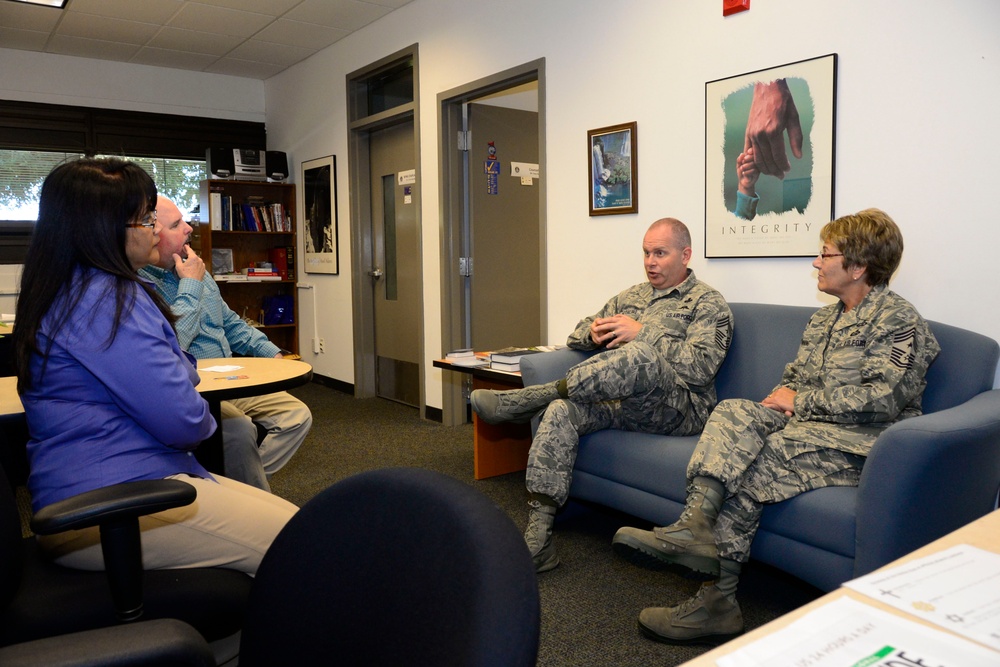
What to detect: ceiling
<box><xmin>0</xmin><ymin>0</ymin><xmax>414</xmax><ymax>80</ymax></box>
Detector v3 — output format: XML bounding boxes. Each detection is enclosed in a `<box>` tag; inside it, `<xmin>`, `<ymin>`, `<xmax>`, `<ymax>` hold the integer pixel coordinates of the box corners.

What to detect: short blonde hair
<box><xmin>820</xmin><ymin>208</ymin><xmax>903</xmax><ymax>287</ymax></box>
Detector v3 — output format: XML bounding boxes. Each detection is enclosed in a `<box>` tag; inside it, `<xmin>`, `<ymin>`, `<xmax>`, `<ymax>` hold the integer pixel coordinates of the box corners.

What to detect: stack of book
<box><xmin>445</xmin><ymin>348</ymin><xmax>487</xmax><ymax>367</ymax></box>
<box><xmin>489</xmin><ymin>348</ymin><xmax>542</xmax><ymax>372</ymax></box>
<box><xmin>242</xmin><ymin>267</ymin><xmax>281</xmax><ymax>281</ymax></box>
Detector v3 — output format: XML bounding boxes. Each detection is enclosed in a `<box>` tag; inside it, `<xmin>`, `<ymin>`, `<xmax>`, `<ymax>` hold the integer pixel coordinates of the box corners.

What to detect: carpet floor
<box><xmin>272</xmin><ymin>383</ymin><xmax>823</xmax><ymax>666</ymax></box>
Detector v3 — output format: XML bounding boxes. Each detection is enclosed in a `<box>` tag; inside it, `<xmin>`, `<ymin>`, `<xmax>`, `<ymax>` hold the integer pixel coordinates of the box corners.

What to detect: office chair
<box><xmin>0</xmin><ymin>464</ymin><xmax>251</xmax><ymax>662</ymax></box>
<box><xmin>239</xmin><ymin>467</ymin><xmax>541</xmax><ymax>666</ymax></box>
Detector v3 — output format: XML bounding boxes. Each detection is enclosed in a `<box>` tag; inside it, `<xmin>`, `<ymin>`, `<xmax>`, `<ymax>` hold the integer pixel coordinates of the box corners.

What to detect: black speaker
<box><xmin>266</xmin><ymin>151</ymin><xmax>288</xmax><ymax>181</ymax></box>
<box><xmin>206</xmin><ymin>147</ymin><xmax>234</xmax><ymax>178</ymax></box>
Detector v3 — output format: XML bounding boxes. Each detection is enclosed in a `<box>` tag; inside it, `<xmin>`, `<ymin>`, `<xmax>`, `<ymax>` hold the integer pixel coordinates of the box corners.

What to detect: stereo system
<box><xmin>206</xmin><ymin>148</ymin><xmax>288</xmax><ymax>182</ymax></box>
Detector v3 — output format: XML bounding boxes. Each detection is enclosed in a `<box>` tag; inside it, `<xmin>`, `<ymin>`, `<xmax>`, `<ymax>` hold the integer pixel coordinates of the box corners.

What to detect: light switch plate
<box><xmin>723</xmin><ymin>0</ymin><xmax>750</xmax><ymax>16</ymax></box>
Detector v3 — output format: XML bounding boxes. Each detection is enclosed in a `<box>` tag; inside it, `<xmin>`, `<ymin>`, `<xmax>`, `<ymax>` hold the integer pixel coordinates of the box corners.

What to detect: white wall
<box><xmin>266</xmin><ymin>0</ymin><xmax>1000</xmax><ymax>406</ymax></box>
<box><xmin>2</xmin><ymin>0</ymin><xmax>998</xmax><ymax>406</ymax></box>
<box><xmin>0</xmin><ymin>47</ymin><xmax>265</xmax><ymax>121</ymax></box>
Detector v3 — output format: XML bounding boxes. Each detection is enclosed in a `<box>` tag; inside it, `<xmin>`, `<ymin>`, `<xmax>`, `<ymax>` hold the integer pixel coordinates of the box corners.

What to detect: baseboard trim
<box><xmin>309</xmin><ymin>373</ymin><xmax>354</xmax><ymax>395</ymax></box>
<box><xmin>306</xmin><ymin>374</ymin><xmax>443</xmax><ymax>423</ymax></box>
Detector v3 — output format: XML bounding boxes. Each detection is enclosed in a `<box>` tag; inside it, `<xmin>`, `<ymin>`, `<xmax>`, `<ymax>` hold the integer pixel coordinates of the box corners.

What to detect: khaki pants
<box><xmin>38</xmin><ymin>474</ymin><xmax>297</xmax><ymax>576</ymax></box>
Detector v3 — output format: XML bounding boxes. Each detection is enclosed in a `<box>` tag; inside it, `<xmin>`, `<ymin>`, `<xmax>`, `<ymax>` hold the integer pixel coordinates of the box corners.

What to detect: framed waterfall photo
<box><xmin>588</xmin><ymin>122</ymin><xmax>638</xmax><ymax>216</ymax></box>
<box><xmin>302</xmin><ymin>155</ymin><xmax>339</xmax><ymax>274</ymax></box>
<box><xmin>705</xmin><ymin>53</ymin><xmax>838</xmax><ymax>257</ymax></box>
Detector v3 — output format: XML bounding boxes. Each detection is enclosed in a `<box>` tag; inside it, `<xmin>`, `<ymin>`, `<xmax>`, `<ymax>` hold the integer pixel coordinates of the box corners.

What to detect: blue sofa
<box><xmin>519</xmin><ymin>302</ymin><xmax>1000</xmax><ymax>592</ymax></box>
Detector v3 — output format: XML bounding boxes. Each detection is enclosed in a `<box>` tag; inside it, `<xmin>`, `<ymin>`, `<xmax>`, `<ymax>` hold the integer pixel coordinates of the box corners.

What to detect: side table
<box><xmin>433</xmin><ymin>359</ymin><xmax>532</xmax><ymax>480</ymax></box>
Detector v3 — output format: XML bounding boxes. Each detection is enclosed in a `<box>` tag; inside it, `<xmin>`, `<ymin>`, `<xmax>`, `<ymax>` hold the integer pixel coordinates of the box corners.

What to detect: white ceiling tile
<box><xmin>56</xmin><ymin>13</ymin><xmax>159</xmax><ymax>45</ymax></box>
<box><xmin>130</xmin><ymin>46</ymin><xmax>218</xmax><ymax>71</ymax></box>
<box><xmin>47</xmin><ymin>34</ymin><xmax>142</xmax><ymax>61</ymax></box>
<box><xmin>227</xmin><ymin>39</ymin><xmax>314</xmax><ymax>67</ymax></box>
<box><xmin>366</xmin><ymin>0</ymin><xmax>413</xmax><ymax>9</ymax></box>
<box><xmin>66</xmin><ymin>0</ymin><xmax>184</xmax><ymax>24</ymax></box>
<box><xmin>285</xmin><ymin>0</ymin><xmax>391</xmax><ymax>31</ymax></box>
<box><xmin>186</xmin><ymin>0</ymin><xmax>302</xmax><ymax>17</ymax></box>
<box><xmin>0</xmin><ymin>2</ymin><xmax>63</xmax><ymax>31</ymax></box>
<box><xmin>168</xmin><ymin>4</ymin><xmax>273</xmax><ymax>38</ymax></box>
<box><xmin>0</xmin><ymin>0</ymin><xmax>415</xmax><ymax>79</ymax></box>
<box><xmin>147</xmin><ymin>26</ymin><xmax>243</xmax><ymax>56</ymax></box>
<box><xmin>204</xmin><ymin>56</ymin><xmax>284</xmax><ymax>79</ymax></box>
<box><xmin>0</xmin><ymin>27</ymin><xmax>49</xmax><ymax>51</ymax></box>
<box><xmin>254</xmin><ymin>18</ymin><xmax>348</xmax><ymax>51</ymax></box>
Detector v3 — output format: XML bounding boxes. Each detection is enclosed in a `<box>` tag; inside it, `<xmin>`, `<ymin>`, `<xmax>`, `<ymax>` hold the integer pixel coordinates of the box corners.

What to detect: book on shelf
<box><xmin>269</xmin><ymin>246</ymin><xmax>289</xmax><ymax>280</ymax></box>
<box><xmin>446</xmin><ymin>348</ymin><xmax>475</xmax><ymax>359</ymax></box>
<box><xmin>209</xmin><ymin>192</ymin><xmax>223</xmax><ymax>231</ymax></box>
<box><xmin>489</xmin><ymin>347</ymin><xmax>544</xmax><ymax>364</ymax></box>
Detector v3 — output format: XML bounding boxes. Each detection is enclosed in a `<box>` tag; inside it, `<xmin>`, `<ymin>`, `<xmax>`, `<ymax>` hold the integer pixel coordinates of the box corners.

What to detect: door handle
<box><xmin>369</xmin><ymin>267</ymin><xmax>384</xmax><ymax>280</ymax></box>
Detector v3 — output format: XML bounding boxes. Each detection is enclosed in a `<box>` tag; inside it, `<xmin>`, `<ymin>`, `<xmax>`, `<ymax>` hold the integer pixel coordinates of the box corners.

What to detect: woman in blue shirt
<box><xmin>13</xmin><ymin>157</ymin><xmax>296</xmax><ymax>574</ymax></box>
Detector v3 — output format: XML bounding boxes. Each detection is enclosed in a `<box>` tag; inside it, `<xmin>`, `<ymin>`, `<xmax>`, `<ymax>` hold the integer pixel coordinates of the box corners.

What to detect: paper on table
<box><xmin>717</xmin><ymin>596</ymin><xmax>998</xmax><ymax>667</ymax></box>
<box><xmin>843</xmin><ymin>544</ymin><xmax>1000</xmax><ymax>651</ymax></box>
<box><xmin>201</xmin><ymin>365</ymin><xmax>244</xmax><ymax>373</ymax></box>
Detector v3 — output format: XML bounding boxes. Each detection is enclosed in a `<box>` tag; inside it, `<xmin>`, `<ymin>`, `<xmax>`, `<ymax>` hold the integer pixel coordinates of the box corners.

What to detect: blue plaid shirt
<box><xmin>139</xmin><ymin>266</ymin><xmax>280</xmax><ymax>360</ymax></box>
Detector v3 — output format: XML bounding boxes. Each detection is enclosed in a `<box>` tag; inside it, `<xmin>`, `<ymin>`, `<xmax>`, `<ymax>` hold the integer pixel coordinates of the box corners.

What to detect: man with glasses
<box><xmin>613</xmin><ymin>209</ymin><xmax>940</xmax><ymax>645</ymax></box>
<box><xmin>138</xmin><ymin>196</ymin><xmax>311</xmax><ymax>492</ymax></box>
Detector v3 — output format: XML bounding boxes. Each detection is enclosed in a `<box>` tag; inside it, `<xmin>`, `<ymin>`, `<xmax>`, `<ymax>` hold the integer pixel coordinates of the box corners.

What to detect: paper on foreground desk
<box><xmin>717</xmin><ymin>596</ymin><xmax>997</xmax><ymax>667</ymax></box>
<box><xmin>681</xmin><ymin>510</ymin><xmax>1000</xmax><ymax>666</ymax></box>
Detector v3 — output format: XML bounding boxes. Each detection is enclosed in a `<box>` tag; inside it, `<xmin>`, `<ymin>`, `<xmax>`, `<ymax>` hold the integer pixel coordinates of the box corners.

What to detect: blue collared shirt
<box><xmin>139</xmin><ymin>266</ymin><xmax>280</xmax><ymax>360</ymax></box>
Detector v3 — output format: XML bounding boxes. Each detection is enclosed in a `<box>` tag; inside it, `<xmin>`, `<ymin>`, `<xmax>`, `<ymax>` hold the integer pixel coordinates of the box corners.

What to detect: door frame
<box><xmin>347</xmin><ymin>45</ymin><xmax>425</xmax><ymax>415</ymax></box>
<box><xmin>437</xmin><ymin>59</ymin><xmax>547</xmax><ymax>426</ymax></box>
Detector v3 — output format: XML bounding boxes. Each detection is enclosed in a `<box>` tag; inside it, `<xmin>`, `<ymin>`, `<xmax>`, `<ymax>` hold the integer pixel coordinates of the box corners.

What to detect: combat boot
<box><xmin>524</xmin><ymin>498</ymin><xmax>559</xmax><ymax>573</ymax></box>
<box><xmin>611</xmin><ymin>476</ymin><xmax>724</xmax><ymax>579</ymax></box>
<box><xmin>470</xmin><ymin>381</ymin><xmax>562</xmax><ymax>425</ymax></box>
<box><xmin>637</xmin><ymin>584</ymin><xmax>744</xmax><ymax>645</ymax></box>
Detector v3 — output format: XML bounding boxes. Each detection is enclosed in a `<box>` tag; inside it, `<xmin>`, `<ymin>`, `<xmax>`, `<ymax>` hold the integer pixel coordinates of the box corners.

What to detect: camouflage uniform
<box><xmin>526</xmin><ymin>270</ymin><xmax>733</xmax><ymax>506</ymax></box>
<box><xmin>688</xmin><ymin>285</ymin><xmax>940</xmax><ymax>563</ymax></box>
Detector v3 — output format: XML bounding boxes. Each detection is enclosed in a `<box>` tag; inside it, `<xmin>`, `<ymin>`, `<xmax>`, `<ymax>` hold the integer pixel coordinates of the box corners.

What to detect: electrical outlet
<box><xmin>319</xmin><ymin>338</ymin><xmax>325</xmax><ymax>353</ymax></box>
<box><xmin>312</xmin><ymin>338</ymin><xmax>321</xmax><ymax>354</ymax></box>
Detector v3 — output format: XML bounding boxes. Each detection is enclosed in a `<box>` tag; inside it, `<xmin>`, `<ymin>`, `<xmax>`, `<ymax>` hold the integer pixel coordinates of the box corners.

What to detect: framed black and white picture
<box><xmin>302</xmin><ymin>155</ymin><xmax>339</xmax><ymax>274</ymax></box>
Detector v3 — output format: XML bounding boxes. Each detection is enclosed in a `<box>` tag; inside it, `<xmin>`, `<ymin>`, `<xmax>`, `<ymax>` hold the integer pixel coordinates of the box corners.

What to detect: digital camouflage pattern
<box><xmin>526</xmin><ymin>271</ymin><xmax>733</xmax><ymax>506</ymax></box>
<box><xmin>687</xmin><ymin>285</ymin><xmax>940</xmax><ymax>562</ymax></box>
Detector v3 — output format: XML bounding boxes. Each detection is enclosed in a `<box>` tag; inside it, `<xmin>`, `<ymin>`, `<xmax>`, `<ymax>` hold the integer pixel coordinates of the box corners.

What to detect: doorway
<box><xmin>438</xmin><ymin>60</ymin><xmax>546</xmax><ymax>426</ymax></box>
<box><xmin>347</xmin><ymin>46</ymin><xmax>425</xmax><ymax>412</ymax></box>
<box><xmin>369</xmin><ymin>121</ymin><xmax>420</xmax><ymax>406</ymax></box>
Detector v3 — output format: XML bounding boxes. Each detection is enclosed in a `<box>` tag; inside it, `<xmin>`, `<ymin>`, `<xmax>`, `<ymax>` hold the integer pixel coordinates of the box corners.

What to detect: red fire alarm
<box><xmin>723</xmin><ymin>0</ymin><xmax>750</xmax><ymax>16</ymax></box>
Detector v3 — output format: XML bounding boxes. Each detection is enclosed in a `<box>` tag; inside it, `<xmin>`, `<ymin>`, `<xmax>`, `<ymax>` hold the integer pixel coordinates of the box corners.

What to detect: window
<box><xmin>0</xmin><ymin>150</ymin><xmax>205</xmax><ymax>221</ymax></box>
<box><xmin>0</xmin><ymin>99</ymin><xmax>266</xmax><ymax>263</ymax></box>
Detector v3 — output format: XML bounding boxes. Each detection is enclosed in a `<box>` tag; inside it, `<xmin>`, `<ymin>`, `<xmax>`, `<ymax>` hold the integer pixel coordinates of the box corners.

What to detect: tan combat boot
<box><xmin>611</xmin><ymin>476</ymin><xmax>724</xmax><ymax>579</ymax></box>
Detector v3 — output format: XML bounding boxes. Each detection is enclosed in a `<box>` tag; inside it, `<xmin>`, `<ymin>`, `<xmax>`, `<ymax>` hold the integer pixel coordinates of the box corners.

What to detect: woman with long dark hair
<box><xmin>14</xmin><ymin>158</ymin><xmax>296</xmax><ymax>574</ymax></box>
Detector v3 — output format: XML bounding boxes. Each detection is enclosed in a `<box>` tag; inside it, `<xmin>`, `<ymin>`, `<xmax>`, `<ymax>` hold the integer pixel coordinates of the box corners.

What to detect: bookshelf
<box><xmin>196</xmin><ymin>179</ymin><xmax>298</xmax><ymax>354</ymax></box>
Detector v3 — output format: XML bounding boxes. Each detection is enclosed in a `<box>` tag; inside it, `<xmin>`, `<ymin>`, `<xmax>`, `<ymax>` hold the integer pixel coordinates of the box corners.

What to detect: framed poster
<box><xmin>302</xmin><ymin>155</ymin><xmax>339</xmax><ymax>274</ymax></box>
<box><xmin>588</xmin><ymin>121</ymin><xmax>638</xmax><ymax>216</ymax></box>
<box><xmin>705</xmin><ymin>53</ymin><xmax>837</xmax><ymax>257</ymax></box>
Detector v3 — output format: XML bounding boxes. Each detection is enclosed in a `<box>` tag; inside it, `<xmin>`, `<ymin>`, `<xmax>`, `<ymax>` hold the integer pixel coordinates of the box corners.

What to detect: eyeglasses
<box><xmin>127</xmin><ymin>209</ymin><xmax>157</xmax><ymax>229</ymax></box>
<box><xmin>817</xmin><ymin>252</ymin><xmax>844</xmax><ymax>260</ymax></box>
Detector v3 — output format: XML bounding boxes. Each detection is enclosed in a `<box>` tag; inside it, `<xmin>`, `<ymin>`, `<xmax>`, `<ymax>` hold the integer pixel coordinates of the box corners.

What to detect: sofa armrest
<box><xmin>520</xmin><ymin>348</ymin><xmax>597</xmax><ymax>387</ymax></box>
<box><xmin>855</xmin><ymin>389</ymin><xmax>1000</xmax><ymax>577</ymax></box>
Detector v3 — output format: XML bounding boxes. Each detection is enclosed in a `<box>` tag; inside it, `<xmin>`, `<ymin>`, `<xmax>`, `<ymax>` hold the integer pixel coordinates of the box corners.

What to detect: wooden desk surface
<box><xmin>196</xmin><ymin>357</ymin><xmax>313</xmax><ymax>400</ymax></box>
<box><xmin>433</xmin><ymin>357</ymin><xmax>523</xmax><ymax>385</ymax></box>
<box><xmin>0</xmin><ymin>357</ymin><xmax>313</xmax><ymax>418</ymax></box>
<box><xmin>1</xmin><ymin>375</ymin><xmax>19</xmax><ymax>417</ymax></box>
<box><xmin>679</xmin><ymin>509</ymin><xmax>1000</xmax><ymax>665</ymax></box>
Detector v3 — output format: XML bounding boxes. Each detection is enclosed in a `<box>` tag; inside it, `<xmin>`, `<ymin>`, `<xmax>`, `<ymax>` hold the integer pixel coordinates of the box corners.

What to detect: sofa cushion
<box><xmin>574</xmin><ymin>431</ymin><xmax>696</xmax><ymax>506</ymax></box>
<box><xmin>758</xmin><ymin>486</ymin><xmax>857</xmax><ymax>558</ymax></box>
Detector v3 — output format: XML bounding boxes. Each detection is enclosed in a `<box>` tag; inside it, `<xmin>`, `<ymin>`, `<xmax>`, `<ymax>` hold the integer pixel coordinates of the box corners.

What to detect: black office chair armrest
<box><xmin>0</xmin><ymin>618</ymin><xmax>215</xmax><ymax>667</ymax></box>
<box><xmin>28</xmin><ymin>479</ymin><xmax>198</xmax><ymax>622</ymax></box>
<box><xmin>30</xmin><ymin>479</ymin><xmax>197</xmax><ymax>535</ymax></box>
